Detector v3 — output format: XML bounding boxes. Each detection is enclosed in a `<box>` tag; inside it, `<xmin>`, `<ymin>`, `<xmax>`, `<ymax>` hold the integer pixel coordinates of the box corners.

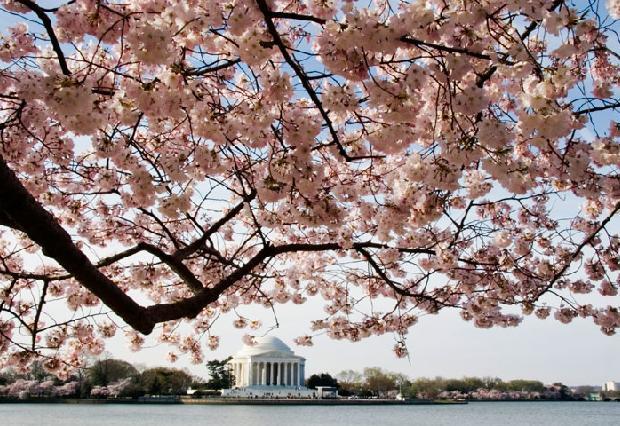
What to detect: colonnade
<box><xmin>231</xmin><ymin>359</ymin><xmax>305</xmax><ymax>387</ymax></box>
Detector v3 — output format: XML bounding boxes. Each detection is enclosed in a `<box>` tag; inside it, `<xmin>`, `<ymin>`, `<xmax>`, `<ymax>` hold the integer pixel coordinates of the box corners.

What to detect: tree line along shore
<box><xmin>1</xmin><ymin>357</ymin><xmax>618</xmax><ymax>402</ymax></box>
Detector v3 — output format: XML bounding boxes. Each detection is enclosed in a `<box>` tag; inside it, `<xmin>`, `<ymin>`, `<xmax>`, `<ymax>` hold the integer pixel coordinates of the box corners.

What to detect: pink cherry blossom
<box><xmin>0</xmin><ymin>0</ymin><xmax>618</xmax><ymax>374</ymax></box>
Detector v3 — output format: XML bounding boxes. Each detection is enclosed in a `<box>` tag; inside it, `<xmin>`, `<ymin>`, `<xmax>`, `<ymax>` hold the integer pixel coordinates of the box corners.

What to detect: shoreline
<box><xmin>0</xmin><ymin>397</ymin><xmax>467</xmax><ymax>406</ymax></box>
<box><xmin>1</xmin><ymin>398</ymin><xmax>617</xmax><ymax>405</ymax></box>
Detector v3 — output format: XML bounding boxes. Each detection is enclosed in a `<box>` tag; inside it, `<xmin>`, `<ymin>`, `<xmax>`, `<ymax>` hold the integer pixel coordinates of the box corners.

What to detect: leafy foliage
<box><xmin>305</xmin><ymin>373</ymin><xmax>339</xmax><ymax>389</ymax></box>
<box><xmin>87</xmin><ymin>359</ymin><xmax>138</xmax><ymax>387</ymax></box>
<box><xmin>205</xmin><ymin>357</ymin><xmax>234</xmax><ymax>390</ymax></box>
<box><xmin>138</xmin><ymin>367</ymin><xmax>193</xmax><ymax>396</ymax></box>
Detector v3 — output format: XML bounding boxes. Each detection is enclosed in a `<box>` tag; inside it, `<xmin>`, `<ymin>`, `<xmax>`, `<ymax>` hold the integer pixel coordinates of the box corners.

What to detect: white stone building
<box><xmin>221</xmin><ymin>336</ymin><xmax>315</xmax><ymax>398</ymax></box>
<box><xmin>602</xmin><ymin>381</ymin><xmax>620</xmax><ymax>392</ymax></box>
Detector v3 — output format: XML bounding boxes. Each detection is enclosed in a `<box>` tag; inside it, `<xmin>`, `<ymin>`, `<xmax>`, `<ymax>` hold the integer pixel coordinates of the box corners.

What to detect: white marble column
<box><xmin>293</xmin><ymin>363</ymin><xmax>298</xmax><ymax>386</ymax></box>
<box><xmin>287</xmin><ymin>362</ymin><xmax>291</xmax><ymax>386</ymax></box>
<box><xmin>261</xmin><ymin>362</ymin><xmax>266</xmax><ymax>385</ymax></box>
<box><xmin>269</xmin><ymin>362</ymin><xmax>273</xmax><ymax>386</ymax></box>
<box><xmin>269</xmin><ymin>362</ymin><xmax>272</xmax><ymax>386</ymax></box>
<box><xmin>300</xmin><ymin>363</ymin><xmax>304</xmax><ymax>387</ymax></box>
<box><xmin>280</xmin><ymin>362</ymin><xmax>284</xmax><ymax>386</ymax></box>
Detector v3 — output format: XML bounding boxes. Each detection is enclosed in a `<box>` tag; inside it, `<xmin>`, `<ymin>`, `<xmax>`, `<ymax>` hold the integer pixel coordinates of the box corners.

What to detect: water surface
<box><xmin>1</xmin><ymin>401</ymin><xmax>619</xmax><ymax>425</ymax></box>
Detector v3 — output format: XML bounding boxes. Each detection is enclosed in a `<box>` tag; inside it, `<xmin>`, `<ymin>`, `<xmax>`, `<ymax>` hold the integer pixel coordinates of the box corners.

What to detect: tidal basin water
<box><xmin>1</xmin><ymin>401</ymin><xmax>619</xmax><ymax>425</ymax></box>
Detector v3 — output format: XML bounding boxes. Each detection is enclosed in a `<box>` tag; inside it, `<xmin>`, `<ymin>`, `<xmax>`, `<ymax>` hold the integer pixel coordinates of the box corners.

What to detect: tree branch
<box><xmin>183</xmin><ymin>58</ymin><xmax>241</xmax><ymax>77</ymax></box>
<box><xmin>400</xmin><ymin>36</ymin><xmax>492</xmax><ymax>61</ymax></box>
<box><xmin>269</xmin><ymin>11</ymin><xmax>327</xmax><ymax>24</ymax></box>
<box><xmin>16</xmin><ymin>0</ymin><xmax>71</xmax><ymax>76</ymax></box>
<box><xmin>0</xmin><ymin>155</ymin><xmax>153</xmax><ymax>334</ymax></box>
<box><xmin>138</xmin><ymin>242</ymin><xmax>204</xmax><ymax>293</ymax></box>
<box><xmin>173</xmin><ymin>190</ymin><xmax>256</xmax><ymax>260</ymax></box>
<box><xmin>575</xmin><ymin>102</ymin><xmax>620</xmax><ymax>116</ymax></box>
<box><xmin>256</xmin><ymin>0</ymin><xmax>376</xmax><ymax>162</ymax></box>
<box><xmin>535</xmin><ymin>202</ymin><xmax>620</xmax><ymax>299</ymax></box>
<box><xmin>0</xmin><ymin>155</ymin><xmax>511</xmax><ymax>333</ymax></box>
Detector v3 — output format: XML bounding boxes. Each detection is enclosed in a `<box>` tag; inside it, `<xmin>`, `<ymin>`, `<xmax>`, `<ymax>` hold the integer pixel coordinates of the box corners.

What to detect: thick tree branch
<box><xmin>269</xmin><ymin>11</ymin><xmax>327</xmax><ymax>24</ymax></box>
<box><xmin>139</xmin><ymin>242</ymin><xmax>204</xmax><ymax>293</ymax></box>
<box><xmin>0</xmin><ymin>160</ymin><xmax>442</xmax><ymax>333</ymax></box>
<box><xmin>0</xmin><ymin>156</ymin><xmax>153</xmax><ymax>334</ymax></box>
<box><xmin>109</xmin><ymin>242</ymin><xmax>205</xmax><ymax>294</ymax></box>
<box><xmin>146</xmin><ymin>241</ymin><xmax>437</xmax><ymax>323</ymax></box>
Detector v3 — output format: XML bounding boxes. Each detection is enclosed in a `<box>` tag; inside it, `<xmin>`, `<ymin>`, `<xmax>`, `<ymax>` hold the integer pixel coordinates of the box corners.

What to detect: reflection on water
<box><xmin>1</xmin><ymin>401</ymin><xmax>619</xmax><ymax>426</ymax></box>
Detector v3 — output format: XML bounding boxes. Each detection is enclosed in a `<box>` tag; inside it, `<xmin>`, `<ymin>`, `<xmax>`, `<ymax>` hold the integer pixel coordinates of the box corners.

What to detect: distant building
<box><xmin>602</xmin><ymin>382</ymin><xmax>620</xmax><ymax>392</ymax></box>
<box><xmin>221</xmin><ymin>336</ymin><xmax>315</xmax><ymax>398</ymax></box>
<box><xmin>315</xmin><ymin>386</ymin><xmax>338</xmax><ymax>399</ymax></box>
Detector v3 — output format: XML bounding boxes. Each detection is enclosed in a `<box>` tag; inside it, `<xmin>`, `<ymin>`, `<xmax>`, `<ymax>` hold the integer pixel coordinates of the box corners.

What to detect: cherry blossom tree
<box><xmin>0</xmin><ymin>0</ymin><xmax>619</xmax><ymax>375</ymax></box>
<box><xmin>0</xmin><ymin>378</ymin><xmax>78</xmax><ymax>398</ymax></box>
<box><xmin>90</xmin><ymin>377</ymin><xmax>131</xmax><ymax>398</ymax></box>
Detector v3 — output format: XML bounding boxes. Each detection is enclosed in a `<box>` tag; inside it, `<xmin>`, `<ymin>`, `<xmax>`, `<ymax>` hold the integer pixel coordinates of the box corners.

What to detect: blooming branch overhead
<box><xmin>0</xmin><ymin>0</ymin><xmax>619</xmax><ymax>374</ymax></box>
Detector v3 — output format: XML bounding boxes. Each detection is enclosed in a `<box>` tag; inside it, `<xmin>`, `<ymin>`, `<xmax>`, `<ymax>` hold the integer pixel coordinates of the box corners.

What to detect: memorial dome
<box><xmin>236</xmin><ymin>336</ymin><xmax>294</xmax><ymax>357</ymax></box>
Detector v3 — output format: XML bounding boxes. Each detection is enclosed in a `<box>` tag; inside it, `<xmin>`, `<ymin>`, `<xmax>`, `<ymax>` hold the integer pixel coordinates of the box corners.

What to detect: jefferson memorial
<box><xmin>221</xmin><ymin>336</ymin><xmax>315</xmax><ymax>398</ymax></box>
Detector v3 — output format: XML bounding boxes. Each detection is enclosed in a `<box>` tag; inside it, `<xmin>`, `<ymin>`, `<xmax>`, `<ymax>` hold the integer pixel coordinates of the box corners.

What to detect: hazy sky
<box><xmin>106</xmin><ymin>297</ymin><xmax>620</xmax><ymax>387</ymax></box>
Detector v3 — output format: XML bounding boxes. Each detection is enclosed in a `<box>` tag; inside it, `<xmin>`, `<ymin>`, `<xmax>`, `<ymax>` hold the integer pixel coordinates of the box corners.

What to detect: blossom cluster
<box><xmin>0</xmin><ymin>0</ymin><xmax>618</xmax><ymax>373</ymax></box>
<box><xmin>0</xmin><ymin>380</ymin><xmax>78</xmax><ymax>398</ymax></box>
